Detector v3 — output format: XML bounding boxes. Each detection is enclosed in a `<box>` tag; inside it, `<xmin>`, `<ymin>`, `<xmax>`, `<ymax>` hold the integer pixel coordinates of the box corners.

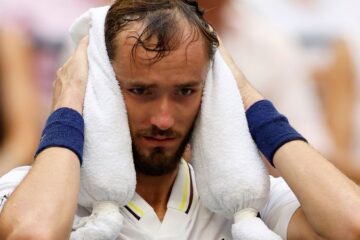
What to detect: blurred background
<box><xmin>0</xmin><ymin>0</ymin><xmax>112</xmax><ymax>175</ymax></box>
<box><xmin>0</xmin><ymin>0</ymin><xmax>359</xmax><ymax>183</ymax></box>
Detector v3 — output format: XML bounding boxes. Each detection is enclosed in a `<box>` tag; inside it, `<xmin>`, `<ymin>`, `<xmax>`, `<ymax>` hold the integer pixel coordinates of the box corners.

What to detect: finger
<box><xmin>217</xmin><ymin>37</ymin><xmax>236</xmax><ymax>68</ymax></box>
<box><xmin>217</xmin><ymin>37</ymin><xmax>229</xmax><ymax>57</ymax></box>
<box><xmin>74</xmin><ymin>36</ymin><xmax>89</xmax><ymax>59</ymax></box>
<box><xmin>52</xmin><ymin>79</ymin><xmax>61</xmax><ymax>111</ymax></box>
<box><xmin>218</xmin><ymin>39</ymin><xmax>244</xmax><ymax>81</ymax></box>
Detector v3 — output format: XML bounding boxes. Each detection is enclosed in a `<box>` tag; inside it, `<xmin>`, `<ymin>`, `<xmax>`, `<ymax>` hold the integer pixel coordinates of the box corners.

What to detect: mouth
<box><xmin>142</xmin><ymin>136</ymin><xmax>177</xmax><ymax>147</ymax></box>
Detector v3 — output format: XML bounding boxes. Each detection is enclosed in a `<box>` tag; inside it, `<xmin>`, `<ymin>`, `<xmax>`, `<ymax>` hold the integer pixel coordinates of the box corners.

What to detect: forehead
<box><xmin>111</xmin><ymin>22</ymin><xmax>210</xmax><ymax>84</ymax></box>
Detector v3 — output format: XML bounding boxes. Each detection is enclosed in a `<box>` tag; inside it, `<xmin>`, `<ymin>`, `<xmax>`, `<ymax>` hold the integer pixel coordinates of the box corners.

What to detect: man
<box><xmin>1</xmin><ymin>1</ymin><xmax>360</xmax><ymax>239</ymax></box>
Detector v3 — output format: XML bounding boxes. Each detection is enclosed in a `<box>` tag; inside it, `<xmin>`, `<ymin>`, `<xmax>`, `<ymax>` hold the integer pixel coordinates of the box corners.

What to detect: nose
<box><xmin>150</xmin><ymin>97</ymin><xmax>175</xmax><ymax>130</ymax></box>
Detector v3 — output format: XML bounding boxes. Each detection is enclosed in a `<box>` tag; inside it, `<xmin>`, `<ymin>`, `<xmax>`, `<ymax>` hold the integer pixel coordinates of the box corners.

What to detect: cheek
<box><xmin>123</xmin><ymin>95</ymin><xmax>149</xmax><ymax>132</ymax></box>
<box><xmin>176</xmin><ymin>95</ymin><xmax>202</xmax><ymax>129</ymax></box>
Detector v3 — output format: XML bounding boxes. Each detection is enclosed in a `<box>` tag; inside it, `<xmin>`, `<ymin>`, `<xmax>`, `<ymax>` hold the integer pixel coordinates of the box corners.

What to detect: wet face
<box><xmin>112</xmin><ymin>23</ymin><xmax>209</xmax><ymax>176</ymax></box>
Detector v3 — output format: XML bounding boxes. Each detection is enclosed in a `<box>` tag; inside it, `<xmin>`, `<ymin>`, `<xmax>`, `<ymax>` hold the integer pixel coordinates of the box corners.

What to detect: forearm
<box><xmin>0</xmin><ymin>148</ymin><xmax>80</xmax><ymax>239</ymax></box>
<box><xmin>274</xmin><ymin>141</ymin><xmax>360</xmax><ymax>239</ymax></box>
<box><xmin>220</xmin><ymin>42</ymin><xmax>360</xmax><ymax>239</ymax></box>
<box><xmin>0</xmin><ymin>36</ymin><xmax>88</xmax><ymax>239</ymax></box>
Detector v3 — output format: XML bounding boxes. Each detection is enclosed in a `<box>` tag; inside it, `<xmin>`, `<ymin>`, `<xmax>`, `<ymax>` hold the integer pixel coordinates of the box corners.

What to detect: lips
<box><xmin>142</xmin><ymin>136</ymin><xmax>177</xmax><ymax>147</ymax></box>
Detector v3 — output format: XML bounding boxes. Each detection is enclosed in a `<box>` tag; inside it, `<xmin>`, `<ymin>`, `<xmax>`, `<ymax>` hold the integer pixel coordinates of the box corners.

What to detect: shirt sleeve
<box><xmin>0</xmin><ymin>166</ymin><xmax>31</xmax><ymax>212</ymax></box>
<box><xmin>260</xmin><ymin>176</ymin><xmax>300</xmax><ymax>239</ymax></box>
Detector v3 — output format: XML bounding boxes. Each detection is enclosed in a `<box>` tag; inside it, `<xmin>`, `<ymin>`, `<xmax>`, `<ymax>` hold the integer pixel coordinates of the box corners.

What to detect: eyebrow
<box><xmin>175</xmin><ymin>81</ymin><xmax>203</xmax><ymax>88</ymax></box>
<box><xmin>116</xmin><ymin>76</ymin><xmax>154</xmax><ymax>88</ymax></box>
<box><xmin>124</xmin><ymin>82</ymin><xmax>157</xmax><ymax>88</ymax></box>
<box><xmin>120</xmin><ymin>80</ymin><xmax>203</xmax><ymax>88</ymax></box>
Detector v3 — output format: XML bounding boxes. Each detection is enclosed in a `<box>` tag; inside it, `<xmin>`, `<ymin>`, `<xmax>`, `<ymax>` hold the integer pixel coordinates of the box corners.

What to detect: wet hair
<box><xmin>105</xmin><ymin>0</ymin><xmax>219</xmax><ymax>63</ymax></box>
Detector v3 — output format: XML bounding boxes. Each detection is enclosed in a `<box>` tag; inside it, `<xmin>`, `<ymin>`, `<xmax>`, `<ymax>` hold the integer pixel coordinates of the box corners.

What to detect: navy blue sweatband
<box><xmin>35</xmin><ymin>107</ymin><xmax>85</xmax><ymax>165</ymax></box>
<box><xmin>246</xmin><ymin>100</ymin><xmax>307</xmax><ymax>167</ymax></box>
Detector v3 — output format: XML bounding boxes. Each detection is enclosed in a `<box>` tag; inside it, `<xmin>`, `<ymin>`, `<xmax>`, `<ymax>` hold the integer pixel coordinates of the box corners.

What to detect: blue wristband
<box><xmin>246</xmin><ymin>100</ymin><xmax>307</xmax><ymax>167</ymax></box>
<box><xmin>35</xmin><ymin>107</ymin><xmax>85</xmax><ymax>165</ymax></box>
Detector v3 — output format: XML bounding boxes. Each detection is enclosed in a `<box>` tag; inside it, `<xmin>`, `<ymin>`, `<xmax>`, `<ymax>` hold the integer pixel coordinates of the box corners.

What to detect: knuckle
<box><xmin>56</xmin><ymin>67</ymin><xmax>63</xmax><ymax>77</ymax></box>
<box><xmin>52</xmin><ymin>78</ymin><xmax>58</xmax><ymax>88</ymax></box>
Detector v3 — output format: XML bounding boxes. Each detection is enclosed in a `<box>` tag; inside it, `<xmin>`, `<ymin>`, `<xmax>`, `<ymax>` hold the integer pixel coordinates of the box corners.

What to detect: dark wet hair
<box><xmin>105</xmin><ymin>0</ymin><xmax>219</xmax><ymax>63</ymax></box>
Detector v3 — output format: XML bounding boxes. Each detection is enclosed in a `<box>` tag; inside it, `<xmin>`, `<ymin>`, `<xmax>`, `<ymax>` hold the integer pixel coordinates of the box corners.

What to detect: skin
<box><xmin>1</xmin><ymin>17</ymin><xmax>360</xmax><ymax>240</ymax></box>
<box><xmin>0</xmin><ymin>37</ymin><xmax>89</xmax><ymax>240</ymax></box>
<box><xmin>221</xmin><ymin>0</ymin><xmax>359</xmax><ymax>185</ymax></box>
<box><xmin>220</xmin><ymin>42</ymin><xmax>360</xmax><ymax>240</ymax></box>
<box><xmin>112</xmin><ymin>22</ymin><xmax>209</xmax><ymax>220</ymax></box>
<box><xmin>201</xmin><ymin>0</ymin><xmax>360</xmax><ymax>183</ymax></box>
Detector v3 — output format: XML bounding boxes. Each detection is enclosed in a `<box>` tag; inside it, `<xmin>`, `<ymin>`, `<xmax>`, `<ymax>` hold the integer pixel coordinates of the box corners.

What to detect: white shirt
<box><xmin>0</xmin><ymin>161</ymin><xmax>300</xmax><ymax>239</ymax></box>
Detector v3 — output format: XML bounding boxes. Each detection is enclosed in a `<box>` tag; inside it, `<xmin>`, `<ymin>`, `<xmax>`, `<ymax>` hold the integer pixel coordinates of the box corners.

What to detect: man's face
<box><xmin>112</xmin><ymin>23</ymin><xmax>209</xmax><ymax>176</ymax></box>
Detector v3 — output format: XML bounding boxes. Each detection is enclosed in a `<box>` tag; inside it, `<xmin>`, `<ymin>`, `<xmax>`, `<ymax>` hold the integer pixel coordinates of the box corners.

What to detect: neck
<box><xmin>136</xmin><ymin>166</ymin><xmax>179</xmax><ymax>221</ymax></box>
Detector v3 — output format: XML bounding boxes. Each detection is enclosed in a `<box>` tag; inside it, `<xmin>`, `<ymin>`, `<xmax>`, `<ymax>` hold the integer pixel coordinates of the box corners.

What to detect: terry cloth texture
<box><xmin>191</xmin><ymin>50</ymin><xmax>281</xmax><ymax>239</ymax></box>
<box><xmin>70</xmin><ymin>6</ymin><xmax>136</xmax><ymax>240</ymax></box>
<box><xmin>70</xmin><ymin>6</ymin><xmax>280</xmax><ymax>240</ymax></box>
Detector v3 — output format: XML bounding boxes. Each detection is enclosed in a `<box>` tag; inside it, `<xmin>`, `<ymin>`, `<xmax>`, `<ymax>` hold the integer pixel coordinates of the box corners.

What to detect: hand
<box><xmin>218</xmin><ymin>38</ymin><xmax>264</xmax><ymax>110</ymax></box>
<box><xmin>218</xmin><ymin>39</ymin><xmax>281</xmax><ymax>176</ymax></box>
<box><xmin>52</xmin><ymin>36</ymin><xmax>89</xmax><ymax>114</ymax></box>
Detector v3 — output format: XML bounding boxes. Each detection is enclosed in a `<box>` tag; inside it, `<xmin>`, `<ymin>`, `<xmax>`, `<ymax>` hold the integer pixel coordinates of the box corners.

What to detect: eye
<box><xmin>178</xmin><ymin>88</ymin><xmax>194</xmax><ymax>96</ymax></box>
<box><xmin>129</xmin><ymin>87</ymin><xmax>149</xmax><ymax>96</ymax></box>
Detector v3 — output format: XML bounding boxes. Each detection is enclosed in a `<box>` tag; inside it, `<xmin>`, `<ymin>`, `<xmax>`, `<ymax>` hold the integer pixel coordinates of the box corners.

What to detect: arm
<box><xmin>275</xmin><ymin>141</ymin><xmax>360</xmax><ymax>240</ymax></box>
<box><xmin>0</xmin><ymin>37</ymin><xmax>89</xmax><ymax>240</ymax></box>
<box><xmin>0</xmin><ymin>29</ymin><xmax>41</xmax><ymax>176</ymax></box>
<box><xmin>220</xmin><ymin>42</ymin><xmax>360</xmax><ymax>240</ymax></box>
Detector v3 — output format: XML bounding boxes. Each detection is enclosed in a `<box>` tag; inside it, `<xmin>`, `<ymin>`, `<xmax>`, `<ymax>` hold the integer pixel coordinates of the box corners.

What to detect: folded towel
<box><xmin>191</xmin><ymin>50</ymin><xmax>281</xmax><ymax>239</ymax></box>
<box><xmin>70</xmin><ymin>6</ymin><xmax>136</xmax><ymax>240</ymax></box>
<box><xmin>70</xmin><ymin>5</ymin><xmax>280</xmax><ymax>239</ymax></box>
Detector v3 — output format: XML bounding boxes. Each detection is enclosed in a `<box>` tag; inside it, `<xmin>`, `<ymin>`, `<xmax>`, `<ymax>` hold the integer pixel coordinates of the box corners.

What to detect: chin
<box><xmin>131</xmin><ymin>126</ymin><xmax>193</xmax><ymax>176</ymax></box>
<box><xmin>133</xmin><ymin>146</ymin><xmax>183</xmax><ymax>176</ymax></box>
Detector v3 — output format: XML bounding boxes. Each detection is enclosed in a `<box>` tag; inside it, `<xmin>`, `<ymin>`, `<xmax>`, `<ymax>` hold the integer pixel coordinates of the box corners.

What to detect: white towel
<box><xmin>69</xmin><ymin>6</ymin><xmax>281</xmax><ymax>240</ymax></box>
<box><xmin>70</xmin><ymin>6</ymin><xmax>136</xmax><ymax>240</ymax></box>
<box><xmin>191</xmin><ymin>51</ymin><xmax>281</xmax><ymax>239</ymax></box>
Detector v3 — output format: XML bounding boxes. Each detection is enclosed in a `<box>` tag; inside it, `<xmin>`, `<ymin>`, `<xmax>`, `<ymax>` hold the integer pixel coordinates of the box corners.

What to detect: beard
<box><xmin>132</xmin><ymin>124</ymin><xmax>194</xmax><ymax>176</ymax></box>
